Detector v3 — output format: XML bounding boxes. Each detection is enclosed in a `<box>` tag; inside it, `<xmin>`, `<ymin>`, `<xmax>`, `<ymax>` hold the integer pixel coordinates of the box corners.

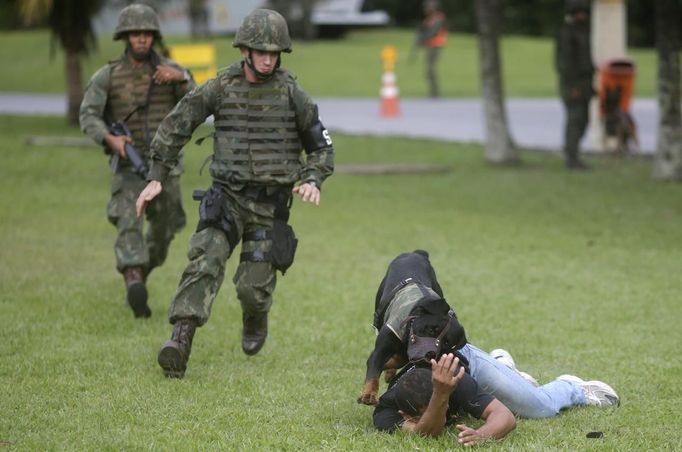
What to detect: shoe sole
<box><xmin>158</xmin><ymin>342</ymin><xmax>186</xmax><ymax>378</ymax></box>
<box><xmin>127</xmin><ymin>282</ymin><xmax>151</xmax><ymax>318</ymax></box>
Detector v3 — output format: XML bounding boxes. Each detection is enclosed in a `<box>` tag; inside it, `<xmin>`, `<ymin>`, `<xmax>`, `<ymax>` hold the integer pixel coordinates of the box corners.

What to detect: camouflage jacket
<box><xmin>147</xmin><ymin>62</ymin><xmax>334</xmax><ymax>189</ymax></box>
<box><xmin>555</xmin><ymin>20</ymin><xmax>594</xmax><ymax>92</ymax></box>
<box><xmin>79</xmin><ymin>51</ymin><xmax>195</xmax><ymax>164</ymax></box>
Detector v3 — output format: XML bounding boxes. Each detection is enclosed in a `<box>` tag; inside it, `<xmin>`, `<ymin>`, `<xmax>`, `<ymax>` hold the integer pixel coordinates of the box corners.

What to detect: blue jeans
<box><xmin>459</xmin><ymin>344</ymin><xmax>586</xmax><ymax>418</ymax></box>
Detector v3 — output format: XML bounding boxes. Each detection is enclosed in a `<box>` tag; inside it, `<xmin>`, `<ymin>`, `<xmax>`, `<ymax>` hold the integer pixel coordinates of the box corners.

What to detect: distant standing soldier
<box><xmin>415</xmin><ymin>0</ymin><xmax>448</xmax><ymax>98</ymax></box>
<box><xmin>135</xmin><ymin>9</ymin><xmax>335</xmax><ymax>378</ymax></box>
<box><xmin>80</xmin><ymin>4</ymin><xmax>196</xmax><ymax>318</ymax></box>
<box><xmin>555</xmin><ymin>0</ymin><xmax>594</xmax><ymax>170</ymax></box>
<box><xmin>189</xmin><ymin>0</ymin><xmax>211</xmax><ymax>40</ymax></box>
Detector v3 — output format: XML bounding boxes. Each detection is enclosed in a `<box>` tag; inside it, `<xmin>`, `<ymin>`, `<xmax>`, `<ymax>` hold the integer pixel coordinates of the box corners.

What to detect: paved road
<box><xmin>0</xmin><ymin>92</ymin><xmax>658</xmax><ymax>154</ymax></box>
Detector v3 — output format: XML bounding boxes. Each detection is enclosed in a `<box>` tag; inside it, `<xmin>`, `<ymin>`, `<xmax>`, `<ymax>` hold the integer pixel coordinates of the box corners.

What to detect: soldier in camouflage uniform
<box><xmin>80</xmin><ymin>4</ymin><xmax>196</xmax><ymax>318</ymax></box>
<box><xmin>415</xmin><ymin>0</ymin><xmax>447</xmax><ymax>99</ymax></box>
<box><xmin>555</xmin><ymin>0</ymin><xmax>594</xmax><ymax>170</ymax></box>
<box><xmin>135</xmin><ymin>9</ymin><xmax>334</xmax><ymax>378</ymax></box>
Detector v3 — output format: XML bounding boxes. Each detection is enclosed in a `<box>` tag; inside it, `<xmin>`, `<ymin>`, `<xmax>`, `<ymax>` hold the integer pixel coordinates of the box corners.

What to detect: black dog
<box><xmin>357</xmin><ymin>250</ymin><xmax>467</xmax><ymax>406</ymax></box>
<box><xmin>603</xmin><ymin>86</ymin><xmax>638</xmax><ymax>155</ymax></box>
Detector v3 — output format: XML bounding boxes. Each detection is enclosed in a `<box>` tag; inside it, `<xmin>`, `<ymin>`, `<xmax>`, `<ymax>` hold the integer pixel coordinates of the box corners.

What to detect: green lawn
<box><xmin>1</xmin><ymin>116</ymin><xmax>681</xmax><ymax>449</ymax></box>
<box><xmin>0</xmin><ymin>28</ymin><xmax>657</xmax><ymax>98</ymax></box>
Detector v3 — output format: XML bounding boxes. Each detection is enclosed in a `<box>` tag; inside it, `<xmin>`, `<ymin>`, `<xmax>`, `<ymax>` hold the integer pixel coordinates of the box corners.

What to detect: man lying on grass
<box><xmin>373</xmin><ymin>353</ymin><xmax>516</xmax><ymax>446</ymax></box>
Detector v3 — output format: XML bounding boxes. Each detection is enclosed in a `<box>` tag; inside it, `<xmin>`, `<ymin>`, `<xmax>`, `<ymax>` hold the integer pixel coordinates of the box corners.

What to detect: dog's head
<box><xmin>405</xmin><ymin>298</ymin><xmax>467</xmax><ymax>364</ymax></box>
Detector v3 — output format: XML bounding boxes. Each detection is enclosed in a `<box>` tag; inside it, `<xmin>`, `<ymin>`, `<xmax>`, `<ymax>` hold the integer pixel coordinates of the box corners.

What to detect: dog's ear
<box><xmin>413</xmin><ymin>249</ymin><xmax>430</xmax><ymax>259</ymax></box>
<box><xmin>445</xmin><ymin>316</ymin><xmax>467</xmax><ymax>350</ymax></box>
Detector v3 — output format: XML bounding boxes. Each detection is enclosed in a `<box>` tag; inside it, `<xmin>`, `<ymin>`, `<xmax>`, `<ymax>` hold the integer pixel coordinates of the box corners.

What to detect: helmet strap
<box><xmin>245</xmin><ymin>49</ymin><xmax>280</xmax><ymax>81</ymax></box>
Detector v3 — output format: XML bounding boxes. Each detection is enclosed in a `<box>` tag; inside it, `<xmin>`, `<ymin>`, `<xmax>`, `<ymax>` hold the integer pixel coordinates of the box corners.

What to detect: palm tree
<box><xmin>475</xmin><ymin>0</ymin><xmax>518</xmax><ymax>165</ymax></box>
<box><xmin>19</xmin><ymin>0</ymin><xmax>103</xmax><ymax>125</ymax></box>
<box><xmin>652</xmin><ymin>0</ymin><xmax>682</xmax><ymax>180</ymax></box>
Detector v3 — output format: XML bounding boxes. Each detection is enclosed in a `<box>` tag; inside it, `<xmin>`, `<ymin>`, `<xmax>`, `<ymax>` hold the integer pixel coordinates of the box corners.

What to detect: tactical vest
<box><xmin>211</xmin><ymin>69</ymin><xmax>304</xmax><ymax>185</ymax></box>
<box><xmin>107</xmin><ymin>57</ymin><xmax>176</xmax><ymax>154</ymax></box>
<box><xmin>423</xmin><ymin>13</ymin><xmax>447</xmax><ymax>48</ymax></box>
<box><xmin>375</xmin><ymin>281</ymin><xmax>442</xmax><ymax>332</ymax></box>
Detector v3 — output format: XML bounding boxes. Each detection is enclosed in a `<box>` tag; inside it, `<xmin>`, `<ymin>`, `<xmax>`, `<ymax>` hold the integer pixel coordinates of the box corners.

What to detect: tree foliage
<box><xmin>18</xmin><ymin>0</ymin><xmax>104</xmax><ymax>124</ymax></box>
<box><xmin>363</xmin><ymin>0</ymin><xmax>673</xmax><ymax>47</ymax></box>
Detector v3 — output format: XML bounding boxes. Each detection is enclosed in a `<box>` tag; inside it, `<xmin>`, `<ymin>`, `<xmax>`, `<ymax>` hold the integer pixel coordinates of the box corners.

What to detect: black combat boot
<box><xmin>242</xmin><ymin>312</ymin><xmax>268</xmax><ymax>356</ymax></box>
<box><xmin>566</xmin><ymin>157</ymin><xmax>591</xmax><ymax>171</ymax></box>
<box><xmin>123</xmin><ymin>267</ymin><xmax>150</xmax><ymax>318</ymax></box>
<box><xmin>157</xmin><ymin>318</ymin><xmax>197</xmax><ymax>378</ymax></box>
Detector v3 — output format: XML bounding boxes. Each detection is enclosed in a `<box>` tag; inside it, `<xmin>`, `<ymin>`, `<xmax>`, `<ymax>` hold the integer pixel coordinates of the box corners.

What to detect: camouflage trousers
<box><xmin>564</xmin><ymin>92</ymin><xmax>590</xmax><ymax>161</ymax></box>
<box><xmin>425</xmin><ymin>46</ymin><xmax>442</xmax><ymax>98</ymax></box>
<box><xmin>168</xmin><ymin>184</ymin><xmax>289</xmax><ymax>326</ymax></box>
<box><xmin>107</xmin><ymin>169</ymin><xmax>186</xmax><ymax>274</ymax></box>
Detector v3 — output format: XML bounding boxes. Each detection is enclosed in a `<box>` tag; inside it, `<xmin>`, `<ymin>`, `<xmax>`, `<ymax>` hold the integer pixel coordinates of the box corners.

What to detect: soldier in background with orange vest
<box><xmin>415</xmin><ymin>0</ymin><xmax>448</xmax><ymax>98</ymax></box>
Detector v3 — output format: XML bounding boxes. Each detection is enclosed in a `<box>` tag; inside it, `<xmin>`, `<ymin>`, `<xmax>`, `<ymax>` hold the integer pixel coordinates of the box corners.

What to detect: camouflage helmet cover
<box><xmin>565</xmin><ymin>0</ymin><xmax>591</xmax><ymax>14</ymax></box>
<box><xmin>232</xmin><ymin>9</ymin><xmax>292</xmax><ymax>53</ymax></box>
<box><xmin>113</xmin><ymin>3</ymin><xmax>162</xmax><ymax>40</ymax></box>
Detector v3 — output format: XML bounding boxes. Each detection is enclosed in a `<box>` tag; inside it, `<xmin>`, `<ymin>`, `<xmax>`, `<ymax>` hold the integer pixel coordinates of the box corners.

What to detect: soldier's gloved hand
<box><xmin>104</xmin><ymin>133</ymin><xmax>132</xmax><ymax>159</ymax></box>
<box><xmin>153</xmin><ymin>65</ymin><xmax>186</xmax><ymax>85</ymax></box>
<box><xmin>293</xmin><ymin>182</ymin><xmax>320</xmax><ymax>206</ymax></box>
<box><xmin>136</xmin><ymin>181</ymin><xmax>163</xmax><ymax>217</ymax></box>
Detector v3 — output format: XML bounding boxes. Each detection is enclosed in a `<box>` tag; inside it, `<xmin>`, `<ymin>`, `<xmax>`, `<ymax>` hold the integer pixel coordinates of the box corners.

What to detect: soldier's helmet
<box><xmin>565</xmin><ymin>0</ymin><xmax>591</xmax><ymax>14</ymax></box>
<box><xmin>113</xmin><ymin>3</ymin><xmax>162</xmax><ymax>40</ymax></box>
<box><xmin>232</xmin><ymin>9</ymin><xmax>292</xmax><ymax>53</ymax></box>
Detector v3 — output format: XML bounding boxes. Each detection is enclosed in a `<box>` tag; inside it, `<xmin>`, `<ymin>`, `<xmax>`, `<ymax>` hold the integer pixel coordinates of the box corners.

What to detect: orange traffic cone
<box><xmin>380</xmin><ymin>71</ymin><xmax>400</xmax><ymax>118</ymax></box>
<box><xmin>380</xmin><ymin>46</ymin><xmax>400</xmax><ymax>118</ymax></box>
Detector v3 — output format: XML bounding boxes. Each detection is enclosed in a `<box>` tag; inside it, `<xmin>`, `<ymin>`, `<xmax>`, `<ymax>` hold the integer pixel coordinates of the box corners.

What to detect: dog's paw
<box><xmin>383</xmin><ymin>369</ymin><xmax>397</xmax><ymax>383</ymax></box>
<box><xmin>357</xmin><ymin>392</ymin><xmax>379</xmax><ymax>406</ymax></box>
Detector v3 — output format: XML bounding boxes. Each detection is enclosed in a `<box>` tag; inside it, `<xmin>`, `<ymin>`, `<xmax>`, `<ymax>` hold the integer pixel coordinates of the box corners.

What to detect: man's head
<box><xmin>423</xmin><ymin>0</ymin><xmax>441</xmax><ymax>15</ymax></box>
<box><xmin>114</xmin><ymin>4</ymin><xmax>161</xmax><ymax>60</ymax></box>
<box><xmin>233</xmin><ymin>9</ymin><xmax>292</xmax><ymax>81</ymax></box>
<box><xmin>395</xmin><ymin>367</ymin><xmax>432</xmax><ymax>417</ymax></box>
<box><xmin>565</xmin><ymin>0</ymin><xmax>590</xmax><ymax>22</ymax></box>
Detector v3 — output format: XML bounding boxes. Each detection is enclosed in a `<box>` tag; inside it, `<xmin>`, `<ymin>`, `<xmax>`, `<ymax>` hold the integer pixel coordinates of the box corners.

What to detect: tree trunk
<box><xmin>652</xmin><ymin>0</ymin><xmax>682</xmax><ymax>180</ymax></box>
<box><xmin>65</xmin><ymin>49</ymin><xmax>82</xmax><ymax>126</ymax></box>
<box><xmin>475</xmin><ymin>0</ymin><xmax>518</xmax><ymax>164</ymax></box>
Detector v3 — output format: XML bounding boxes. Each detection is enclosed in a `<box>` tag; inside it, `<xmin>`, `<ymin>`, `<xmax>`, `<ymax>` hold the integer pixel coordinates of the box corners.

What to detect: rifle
<box><xmin>106</xmin><ymin>49</ymin><xmax>161</xmax><ymax>178</ymax></box>
<box><xmin>108</xmin><ymin>120</ymin><xmax>150</xmax><ymax>179</ymax></box>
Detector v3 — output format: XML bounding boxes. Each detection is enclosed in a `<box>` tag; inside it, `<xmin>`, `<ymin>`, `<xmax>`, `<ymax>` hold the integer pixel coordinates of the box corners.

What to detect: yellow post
<box><xmin>169</xmin><ymin>44</ymin><xmax>217</xmax><ymax>85</ymax></box>
<box><xmin>381</xmin><ymin>46</ymin><xmax>397</xmax><ymax>72</ymax></box>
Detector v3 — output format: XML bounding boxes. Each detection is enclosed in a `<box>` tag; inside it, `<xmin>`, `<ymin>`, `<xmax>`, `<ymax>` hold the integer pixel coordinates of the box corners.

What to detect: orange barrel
<box><xmin>598</xmin><ymin>58</ymin><xmax>636</xmax><ymax>116</ymax></box>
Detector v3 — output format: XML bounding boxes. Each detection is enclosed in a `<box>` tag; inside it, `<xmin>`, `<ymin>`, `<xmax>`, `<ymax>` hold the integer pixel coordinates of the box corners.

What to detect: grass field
<box><xmin>0</xmin><ymin>28</ymin><xmax>657</xmax><ymax>98</ymax></box>
<box><xmin>1</xmin><ymin>115</ymin><xmax>681</xmax><ymax>449</ymax></box>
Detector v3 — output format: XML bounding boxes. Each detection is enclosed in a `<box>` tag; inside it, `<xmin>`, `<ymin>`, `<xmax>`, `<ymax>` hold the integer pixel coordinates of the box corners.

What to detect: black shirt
<box><xmin>372</xmin><ymin>365</ymin><xmax>494</xmax><ymax>433</ymax></box>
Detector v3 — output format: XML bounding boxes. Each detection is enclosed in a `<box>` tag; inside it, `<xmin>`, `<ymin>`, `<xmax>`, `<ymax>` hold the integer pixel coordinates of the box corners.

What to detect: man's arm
<box><xmin>79</xmin><ymin>65</ymin><xmax>137</xmax><ymax>159</ymax></box>
<box><xmin>290</xmin><ymin>80</ymin><xmax>334</xmax><ymax>205</ymax></box>
<box><xmin>145</xmin><ymin>78</ymin><xmax>216</xmax><ymax>183</ymax></box>
<box><xmin>136</xmin><ymin>79</ymin><xmax>217</xmax><ymax>217</ymax></box>
<box><xmin>401</xmin><ymin>354</ymin><xmax>464</xmax><ymax>437</ymax></box>
<box><xmin>154</xmin><ymin>59</ymin><xmax>197</xmax><ymax>97</ymax></box>
<box><xmin>455</xmin><ymin>399</ymin><xmax>516</xmax><ymax>447</ymax></box>
<box><xmin>79</xmin><ymin>65</ymin><xmax>112</xmax><ymax>146</ymax></box>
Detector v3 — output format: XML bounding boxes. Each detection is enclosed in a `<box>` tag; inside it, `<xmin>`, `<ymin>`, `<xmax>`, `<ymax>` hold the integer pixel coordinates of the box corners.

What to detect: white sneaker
<box><xmin>491</xmin><ymin>348</ymin><xmax>540</xmax><ymax>387</ymax></box>
<box><xmin>558</xmin><ymin>374</ymin><xmax>620</xmax><ymax>407</ymax></box>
